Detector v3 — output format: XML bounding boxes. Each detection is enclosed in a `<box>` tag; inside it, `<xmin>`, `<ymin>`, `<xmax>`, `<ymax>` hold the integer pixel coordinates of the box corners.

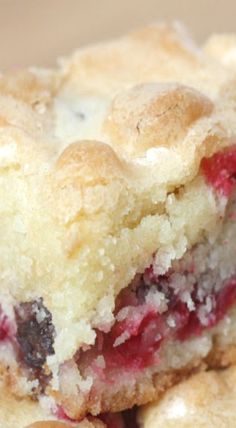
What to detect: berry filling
<box><xmin>76</xmin><ymin>272</ymin><xmax>236</xmax><ymax>379</ymax></box>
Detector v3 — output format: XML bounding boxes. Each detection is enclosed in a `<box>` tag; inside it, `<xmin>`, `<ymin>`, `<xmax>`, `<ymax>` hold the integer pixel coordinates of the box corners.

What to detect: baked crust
<box><xmin>139</xmin><ymin>362</ymin><xmax>236</xmax><ymax>428</ymax></box>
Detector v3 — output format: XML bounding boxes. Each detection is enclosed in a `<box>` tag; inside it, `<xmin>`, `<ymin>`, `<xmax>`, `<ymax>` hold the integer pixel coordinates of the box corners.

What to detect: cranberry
<box><xmin>0</xmin><ymin>314</ymin><xmax>10</xmax><ymax>341</ymax></box>
<box><xmin>201</xmin><ymin>145</ymin><xmax>236</xmax><ymax>196</ymax></box>
<box><xmin>104</xmin><ymin>310</ymin><xmax>163</xmax><ymax>371</ymax></box>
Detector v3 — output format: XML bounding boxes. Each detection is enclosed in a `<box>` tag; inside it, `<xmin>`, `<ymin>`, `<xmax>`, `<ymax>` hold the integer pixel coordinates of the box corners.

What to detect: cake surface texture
<box><xmin>1</xmin><ymin>22</ymin><xmax>236</xmax><ymax>421</ymax></box>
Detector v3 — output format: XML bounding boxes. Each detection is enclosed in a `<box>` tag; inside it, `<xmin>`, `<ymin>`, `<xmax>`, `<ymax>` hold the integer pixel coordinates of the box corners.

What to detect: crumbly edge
<box><xmin>57</xmin><ymin>305</ymin><xmax>236</xmax><ymax>418</ymax></box>
<box><xmin>94</xmin><ymin>339</ymin><xmax>236</xmax><ymax>417</ymax></box>
<box><xmin>0</xmin><ymin>374</ymin><xmax>105</xmax><ymax>428</ymax></box>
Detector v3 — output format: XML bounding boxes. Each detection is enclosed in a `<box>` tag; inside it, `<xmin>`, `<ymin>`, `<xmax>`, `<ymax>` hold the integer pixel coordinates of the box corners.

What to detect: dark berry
<box><xmin>15</xmin><ymin>298</ymin><xmax>55</xmax><ymax>369</ymax></box>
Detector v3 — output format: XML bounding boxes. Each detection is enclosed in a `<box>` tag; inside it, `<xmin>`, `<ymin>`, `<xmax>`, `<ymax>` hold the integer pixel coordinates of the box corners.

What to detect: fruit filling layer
<box><xmin>74</xmin><ymin>145</ymin><xmax>236</xmax><ymax>386</ymax></box>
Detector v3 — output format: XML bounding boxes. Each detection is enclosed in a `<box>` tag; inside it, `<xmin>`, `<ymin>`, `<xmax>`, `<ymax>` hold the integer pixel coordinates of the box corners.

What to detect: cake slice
<box><xmin>1</xmin><ymin>23</ymin><xmax>236</xmax><ymax>420</ymax></box>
